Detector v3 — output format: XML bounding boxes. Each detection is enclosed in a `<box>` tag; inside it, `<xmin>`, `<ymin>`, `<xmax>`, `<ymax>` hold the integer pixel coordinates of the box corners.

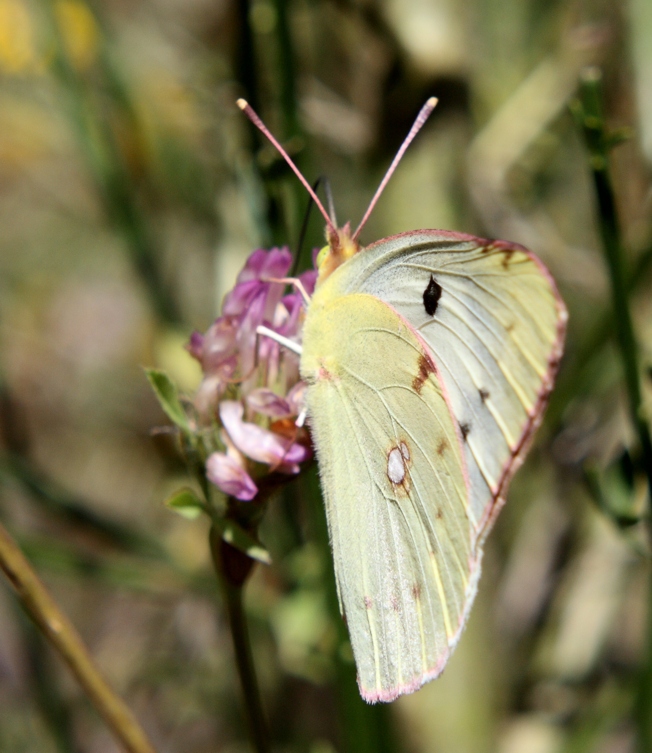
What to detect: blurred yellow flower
<box><xmin>0</xmin><ymin>0</ymin><xmax>38</xmax><ymax>73</ymax></box>
<box><xmin>55</xmin><ymin>0</ymin><xmax>99</xmax><ymax>71</ymax></box>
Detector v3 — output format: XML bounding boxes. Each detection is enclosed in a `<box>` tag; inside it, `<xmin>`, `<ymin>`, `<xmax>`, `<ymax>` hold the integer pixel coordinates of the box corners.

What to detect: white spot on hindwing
<box><xmin>386</xmin><ymin>440</ymin><xmax>412</xmax><ymax>495</ymax></box>
<box><xmin>387</xmin><ymin>447</ymin><xmax>406</xmax><ymax>484</ymax></box>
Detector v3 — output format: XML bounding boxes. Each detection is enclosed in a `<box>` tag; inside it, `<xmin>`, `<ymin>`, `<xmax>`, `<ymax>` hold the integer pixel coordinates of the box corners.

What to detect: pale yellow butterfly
<box><xmin>240</xmin><ymin>98</ymin><xmax>567</xmax><ymax>703</ymax></box>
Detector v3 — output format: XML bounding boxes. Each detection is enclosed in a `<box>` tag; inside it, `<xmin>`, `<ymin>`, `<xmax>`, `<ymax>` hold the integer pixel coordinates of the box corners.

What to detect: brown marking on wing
<box><xmin>412</xmin><ymin>353</ymin><xmax>435</xmax><ymax>395</ymax></box>
<box><xmin>436</xmin><ymin>438</ymin><xmax>448</xmax><ymax>456</ymax></box>
<box><xmin>501</xmin><ymin>248</ymin><xmax>515</xmax><ymax>269</ymax></box>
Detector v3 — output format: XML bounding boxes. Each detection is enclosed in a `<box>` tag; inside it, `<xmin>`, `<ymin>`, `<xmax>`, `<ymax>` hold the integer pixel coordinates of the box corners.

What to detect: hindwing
<box><xmin>301</xmin><ymin>292</ymin><xmax>478</xmax><ymax>702</ymax></box>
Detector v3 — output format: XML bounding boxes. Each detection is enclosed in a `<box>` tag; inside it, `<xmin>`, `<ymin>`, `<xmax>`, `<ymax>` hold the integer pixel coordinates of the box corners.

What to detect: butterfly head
<box><xmin>315</xmin><ymin>222</ymin><xmax>360</xmax><ymax>285</ymax></box>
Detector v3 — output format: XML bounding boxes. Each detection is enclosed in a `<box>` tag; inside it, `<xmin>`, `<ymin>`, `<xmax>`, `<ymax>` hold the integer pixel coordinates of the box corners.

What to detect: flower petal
<box><xmin>286</xmin><ymin>381</ymin><xmax>306</xmax><ymax>414</ymax></box>
<box><xmin>220</xmin><ymin>400</ymin><xmax>308</xmax><ymax>472</ymax></box>
<box><xmin>186</xmin><ymin>331</ymin><xmax>204</xmax><ymax>360</ymax></box>
<box><xmin>299</xmin><ymin>267</ymin><xmax>318</xmax><ymax>296</ymax></box>
<box><xmin>236</xmin><ymin>247</ymin><xmax>292</xmax><ymax>284</ymax></box>
<box><xmin>247</xmin><ymin>388</ymin><xmax>292</xmax><ymax>418</ymax></box>
<box><xmin>206</xmin><ymin>452</ymin><xmax>258</xmax><ymax>501</ymax></box>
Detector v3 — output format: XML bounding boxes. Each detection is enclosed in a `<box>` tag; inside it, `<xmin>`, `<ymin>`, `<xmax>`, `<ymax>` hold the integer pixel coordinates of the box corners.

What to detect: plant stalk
<box><xmin>575</xmin><ymin>66</ymin><xmax>652</xmax><ymax>753</ymax></box>
<box><xmin>575</xmin><ymin>68</ymin><xmax>652</xmax><ymax>508</ymax></box>
<box><xmin>0</xmin><ymin>521</ymin><xmax>157</xmax><ymax>753</ymax></box>
<box><xmin>209</xmin><ymin>526</ymin><xmax>270</xmax><ymax>753</ymax></box>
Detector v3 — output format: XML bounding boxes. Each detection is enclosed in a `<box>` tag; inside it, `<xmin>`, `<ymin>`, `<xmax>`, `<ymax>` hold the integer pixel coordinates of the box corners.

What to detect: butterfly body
<box><xmin>300</xmin><ymin>229</ymin><xmax>566</xmax><ymax>702</ymax></box>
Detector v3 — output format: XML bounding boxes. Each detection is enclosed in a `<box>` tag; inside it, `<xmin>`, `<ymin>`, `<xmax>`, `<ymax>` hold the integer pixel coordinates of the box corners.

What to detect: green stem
<box><xmin>209</xmin><ymin>526</ymin><xmax>270</xmax><ymax>753</ymax></box>
<box><xmin>0</xmin><ymin>521</ymin><xmax>157</xmax><ymax>753</ymax></box>
<box><xmin>574</xmin><ymin>66</ymin><xmax>652</xmax><ymax>753</ymax></box>
<box><xmin>546</xmin><ymin>240</ymin><xmax>652</xmax><ymax>429</ymax></box>
<box><xmin>575</xmin><ymin>68</ymin><xmax>652</xmax><ymax>507</ymax></box>
<box><xmin>40</xmin><ymin>0</ymin><xmax>180</xmax><ymax>325</ymax></box>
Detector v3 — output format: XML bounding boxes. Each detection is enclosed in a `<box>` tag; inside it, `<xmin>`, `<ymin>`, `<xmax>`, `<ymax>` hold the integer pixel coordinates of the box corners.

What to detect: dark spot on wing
<box><xmin>479</xmin><ymin>388</ymin><xmax>490</xmax><ymax>403</ymax></box>
<box><xmin>436</xmin><ymin>439</ymin><xmax>448</xmax><ymax>456</ymax></box>
<box><xmin>390</xmin><ymin>594</ymin><xmax>400</xmax><ymax>612</ymax></box>
<box><xmin>423</xmin><ymin>275</ymin><xmax>442</xmax><ymax>316</ymax></box>
<box><xmin>435</xmin><ymin>509</ymin><xmax>443</xmax><ymax>520</ymax></box>
<box><xmin>412</xmin><ymin>353</ymin><xmax>434</xmax><ymax>395</ymax></box>
<box><xmin>411</xmin><ymin>583</ymin><xmax>421</xmax><ymax>600</ymax></box>
<box><xmin>501</xmin><ymin>248</ymin><xmax>515</xmax><ymax>269</ymax></box>
<box><xmin>364</xmin><ymin>596</ymin><xmax>373</xmax><ymax>610</ymax></box>
<box><xmin>460</xmin><ymin>422</ymin><xmax>471</xmax><ymax>441</ymax></box>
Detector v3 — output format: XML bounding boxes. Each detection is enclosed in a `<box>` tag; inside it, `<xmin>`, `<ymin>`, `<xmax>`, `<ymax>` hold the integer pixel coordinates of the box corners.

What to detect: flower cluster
<box><xmin>187</xmin><ymin>248</ymin><xmax>317</xmax><ymax>501</ymax></box>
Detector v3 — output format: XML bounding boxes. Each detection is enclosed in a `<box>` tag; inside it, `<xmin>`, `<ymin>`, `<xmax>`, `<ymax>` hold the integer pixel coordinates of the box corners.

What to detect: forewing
<box><xmin>326</xmin><ymin>230</ymin><xmax>567</xmax><ymax>540</ymax></box>
<box><xmin>301</xmin><ymin>293</ymin><xmax>477</xmax><ymax>702</ymax></box>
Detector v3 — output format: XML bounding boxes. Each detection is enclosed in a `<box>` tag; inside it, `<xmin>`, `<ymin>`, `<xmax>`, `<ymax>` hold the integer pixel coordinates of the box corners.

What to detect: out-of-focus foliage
<box><xmin>0</xmin><ymin>0</ymin><xmax>651</xmax><ymax>752</ymax></box>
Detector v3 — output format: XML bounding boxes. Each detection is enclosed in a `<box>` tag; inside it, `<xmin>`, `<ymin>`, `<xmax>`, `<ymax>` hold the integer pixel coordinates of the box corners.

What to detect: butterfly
<box><xmin>239</xmin><ymin>97</ymin><xmax>567</xmax><ymax>703</ymax></box>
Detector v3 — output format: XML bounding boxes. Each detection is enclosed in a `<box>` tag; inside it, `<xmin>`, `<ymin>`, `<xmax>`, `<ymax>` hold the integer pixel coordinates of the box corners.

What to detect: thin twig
<box><xmin>0</xmin><ymin>521</ymin><xmax>157</xmax><ymax>753</ymax></box>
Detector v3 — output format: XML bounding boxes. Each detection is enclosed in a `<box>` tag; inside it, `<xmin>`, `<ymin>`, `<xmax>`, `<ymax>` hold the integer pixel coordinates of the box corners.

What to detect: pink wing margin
<box><xmin>468</xmin><ymin>236</ymin><xmax>567</xmax><ymax>544</ymax></box>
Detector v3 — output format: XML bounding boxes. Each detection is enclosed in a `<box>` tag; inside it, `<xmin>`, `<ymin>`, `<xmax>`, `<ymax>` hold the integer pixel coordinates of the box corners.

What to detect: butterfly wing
<box><xmin>324</xmin><ymin>230</ymin><xmax>567</xmax><ymax>542</ymax></box>
<box><xmin>301</xmin><ymin>291</ymin><xmax>477</xmax><ymax>702</ymax></box>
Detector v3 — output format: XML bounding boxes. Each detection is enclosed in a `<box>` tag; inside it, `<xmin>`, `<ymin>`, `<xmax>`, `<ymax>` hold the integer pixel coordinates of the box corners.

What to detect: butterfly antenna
<box><xmin>352</xmin><ymin>97</ymin><xmax>439</xmax><ymax>243</ymax></box>
<box><xmin>237</xmin><ymin>99</ymin><xmax>337</xmax><ymax>237</ymax></box>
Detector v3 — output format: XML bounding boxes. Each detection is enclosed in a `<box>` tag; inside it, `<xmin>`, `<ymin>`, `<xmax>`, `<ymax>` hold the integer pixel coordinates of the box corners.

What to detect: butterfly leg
<box><xmin>262</xmin><ymin>276</ymin><xmax>311</xmax><ymax>306</ymax></box>
<box><xmin>256</xmin><ymin>324</ymin><xmax>303</xmax><ymax>356</ymax></box>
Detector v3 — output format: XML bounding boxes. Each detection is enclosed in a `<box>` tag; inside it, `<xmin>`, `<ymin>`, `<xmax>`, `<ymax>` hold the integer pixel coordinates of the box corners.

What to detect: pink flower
<box><xmin>220</xmin><ymin>401</ymin><xmax>309</xmax><ymax>474</ymax></box>
<box><xmin>222</xmin><ymin>248</ymin><xmax>294</xmax><ymax>375</ymax></box>
<box><xmin>187</xmin><ymin>247</ymin><xmax>316</xmax><ymax>502</ymax></box>
<box><xmin>246</xmin><ymin>388</ymin><xmax>294</xmax><ymax>418</ymax></box>
<box><xmin>206</xmin><ymin>452</ymin><xmax>258</xmax><ymax>501</ymax></box>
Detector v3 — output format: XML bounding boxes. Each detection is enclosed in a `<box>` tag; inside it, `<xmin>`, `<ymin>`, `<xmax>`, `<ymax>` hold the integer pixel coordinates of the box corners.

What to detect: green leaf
<box><xmin>145</xmin><ymin>368</ymin><xmax>191</xmax><ymax>433</ymax></box>
<box><xmin>165</xmin><ymin>487</ymin><xmax>205</xmax><ymax>520</ymax></box>
<box><xmin>213</xmin><ymin>515</ymin><xmax>272</xmax><ymax>565</ymax></box>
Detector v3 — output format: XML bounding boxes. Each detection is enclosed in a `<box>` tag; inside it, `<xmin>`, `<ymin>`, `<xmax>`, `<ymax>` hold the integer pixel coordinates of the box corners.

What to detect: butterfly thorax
<box><xmin>316</xmin><ymin>222</ymin><xmax>360</xmax><ymax>287</ymax></box>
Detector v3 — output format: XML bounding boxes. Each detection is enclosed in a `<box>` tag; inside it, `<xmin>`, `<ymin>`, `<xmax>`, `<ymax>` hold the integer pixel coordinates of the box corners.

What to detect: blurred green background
<box><xmin>1</xmin><ymin>0</ymin><xmax>652</xmax><ymax>751</ymax></box>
